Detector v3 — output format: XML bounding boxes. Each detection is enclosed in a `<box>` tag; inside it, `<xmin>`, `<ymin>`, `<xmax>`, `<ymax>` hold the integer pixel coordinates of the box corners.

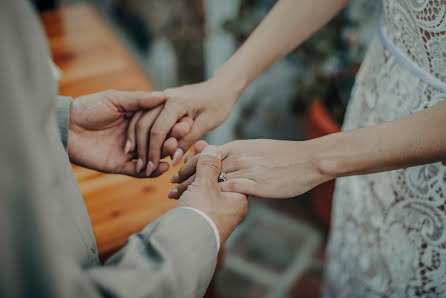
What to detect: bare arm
<box><xmin>144</xmin><ymin>0</ymin><xmax>351</xmax><ymax>172</ymax></box>
<box><xmin>214</xmin><ymin>0</ymin><xmax>352</xmax><ymax>96</ymax></box>
<box><xmin>172</xmin><ymin>101</ymin><xmax>446</xmax><ymax>199</ymax></box>
<box><xmin>315</xmin><ymin>100</ymin><xmax>446</xmax><ymax>180</ymax></box>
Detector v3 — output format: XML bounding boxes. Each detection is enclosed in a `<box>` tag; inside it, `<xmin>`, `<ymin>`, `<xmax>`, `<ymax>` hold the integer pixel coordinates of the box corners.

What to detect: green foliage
<box><xmin>226</xmin><ymin>0</ymin><xmax>375</xmax><ymax>123</ymax></box>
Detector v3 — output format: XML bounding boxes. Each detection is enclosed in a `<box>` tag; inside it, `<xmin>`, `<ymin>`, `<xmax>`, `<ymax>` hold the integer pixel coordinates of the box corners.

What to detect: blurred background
<box><xmin>34</xmin><ymin>0</ymin><xmax>381</xmax><ymax>297</ymax></box>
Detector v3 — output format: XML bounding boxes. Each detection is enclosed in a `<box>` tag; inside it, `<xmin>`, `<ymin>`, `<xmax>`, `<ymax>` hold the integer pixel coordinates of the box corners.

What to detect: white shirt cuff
<box><xmin>179</xmin><ymin>207</ymin><xmax>220</xmax><ymax>252</ymax></box>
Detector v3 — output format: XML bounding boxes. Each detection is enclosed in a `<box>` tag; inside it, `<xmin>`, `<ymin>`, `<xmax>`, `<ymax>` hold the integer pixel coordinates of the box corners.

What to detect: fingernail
<box><xmin>124</xmin><ymin>140</ymin><xmax>132</xmax><ymax>154</ymax></box>
<box><xmin>172</xmin><ymin>148</ymin><xmax>184</xmax><ymax>166</ymax></box>
<box><xmin>202</xmin><ymin>145</ymin><xmax>217</xmax><ymax>156</ymax></box>
<box><xmin>145</xmin><ymin>161</ymin><xmax>154</xmax><ymax>176</ymax></box>
<box><xmin>171</xmin><ymin>173</ymin><xmax>180</xmax><ymax>183</ymax></box>
<box><xmin>168</xmin><ymin>188</ymin><xmax>178</xmax><ymax>198</ymax></box>
<box><xmin>136</xmin><ymin>158</ymin><xmax>144</xmax><ymax>173</ymax></box>
<box><xmin>151</xmin><ymin>91</ymin><xmax>163</xmax><ymax>97</ymax></box>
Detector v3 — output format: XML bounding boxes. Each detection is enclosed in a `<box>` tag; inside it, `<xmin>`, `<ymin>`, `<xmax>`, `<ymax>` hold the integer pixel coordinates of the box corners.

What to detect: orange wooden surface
<box><xmin>41</xmin><ymin>3</ymin><xmax>179</xmax><ymax>262</ymax></box>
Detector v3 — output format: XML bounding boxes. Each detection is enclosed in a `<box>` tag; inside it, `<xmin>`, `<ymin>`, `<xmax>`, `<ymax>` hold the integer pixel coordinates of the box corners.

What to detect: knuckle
<box><xmin>150</xmin><ymin>128</ymin><xmax>162</xmax><ymax>139</ymax></box>
<box><xmin>224</xmin><ymin>158</ymin><xmax>237</xmax><ymax>170</ymax></box>
<box><xmin>225</xmin><ymin>180</ymin><xmax>238</xmax><ymax>192</ymax></box>
<box><xmin>163</xmin><ymin>88</ymin><xmax>174</xmax><ymax>97</ymax></box>
<box><xmin>199</xmin><ymin>159</ymin><xmax>220</xmax><ymax>173</ymax></box>
<box><xmin>136</xmin><ymin>119</ymin><xmax>146</xmax><ymax>130</ymax></box>
<box><xmin>178</xmin><ymin>169</ymin><xmax>187</xmax><ymax>180</ymax></box>
<box><xmin>229</xmin><ymin>140</ymin><xmax>241</xmax><ymax>147</ymax></box>
<box><xmin>104</xmin><ymin>89</ymin><xmax>117</xmax><ymax>96</ymax></box>
<box><xmin>230</xmin><ymin>180</ymin><xmax>240</xmax><ymax>190</ymax></box>
<box><xmin>178</xmin><ymin>184</ymin><xmax>186</xmax><ymax>193</ymax></box>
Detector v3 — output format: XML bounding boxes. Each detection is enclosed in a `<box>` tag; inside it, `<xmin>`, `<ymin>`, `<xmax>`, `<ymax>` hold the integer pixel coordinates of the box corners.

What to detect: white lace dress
<box><xmin>324</xmin><ymin>0</ymin><xmax>446</xmax><ymax>297</ymax></box>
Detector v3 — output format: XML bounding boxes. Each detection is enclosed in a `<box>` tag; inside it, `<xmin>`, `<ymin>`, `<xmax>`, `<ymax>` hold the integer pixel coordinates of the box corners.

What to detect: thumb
<box><xmin>195</xmin><ymin>145</ymin><xmax>221</xmax><ymax>185</ymax></box>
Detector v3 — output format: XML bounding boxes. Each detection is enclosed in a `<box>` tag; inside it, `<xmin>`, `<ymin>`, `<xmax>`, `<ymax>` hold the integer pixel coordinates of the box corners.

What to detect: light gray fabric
<box><xmin>0</xmin><ymin>1</ymin><xmax>217</xmax><ymax>297</ymax></box>
<box><xmin>56</xmin><ymin>96</ymin><xmax>72</xmax><ymax>150</ymax></box>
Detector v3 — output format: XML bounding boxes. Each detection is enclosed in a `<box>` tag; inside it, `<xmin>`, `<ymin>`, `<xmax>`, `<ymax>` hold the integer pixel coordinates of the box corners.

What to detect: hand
<box><xmin>141</xmin><ymin>77</ymin><xmax>240</xmax><ymax>176</ymax></box>
<box><xmin>176</xmin><ymin>145</ymin><xmax>248</xmax><ymax>246</ymax></box>
<box><xmin>68</xmin><ymin>90</ymin><xmax>191</xmax><ymax>177</ymax></box>
<box><xmin>125</xmin><ymin>108</ymin><xmax>194</xmax><ymax>176</ymax></box>
<box><xmin>171</xmin><ymin>139</ymin><xmax>332</xmax><ymax>199</ymax></box>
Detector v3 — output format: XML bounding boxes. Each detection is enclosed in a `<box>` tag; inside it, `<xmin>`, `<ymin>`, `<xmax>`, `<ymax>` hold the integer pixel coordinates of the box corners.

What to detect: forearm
<box><xmin>213</xmin><ymin>0</ymin><xmax>350</xmax><ymax>96</ymax></box>
<box><xmin>86</xmin><ymin>208</ymin><xmax>218</xmax><ymax>298</ymax></box>
<box><xmin>313</xmin><ymin>101</ymin><xmax>446</xmax><ymax>179</ymax></box>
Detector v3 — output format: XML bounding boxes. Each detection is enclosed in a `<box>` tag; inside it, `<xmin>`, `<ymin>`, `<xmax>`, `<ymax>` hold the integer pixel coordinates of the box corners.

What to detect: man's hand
<box><xmin>67</xmin><ymin>90</ymin><xmax>192</xmax><ymax>177</ymax></box>
<box><xmin>176</xmin><ymin>145</ymin><xmax>248</xmax><ymax>246</ymax></box>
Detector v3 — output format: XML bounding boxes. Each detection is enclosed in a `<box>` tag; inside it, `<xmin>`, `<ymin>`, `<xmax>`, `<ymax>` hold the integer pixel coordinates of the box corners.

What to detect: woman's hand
<box><xmin>68</xmin><ymin>90</ymin><xmax>191</xmax><ymax>177</ymax></box>
<box><xmin>124</xmin><ymin>106</ymin><xmax>194</xmax><ymax>175</ymax></box>
<box><xmin>139</xmin><ymin>77</ymin><xmax>240</xmax><ymax>176</ymax></box>
<box><xmin>170</xmin><ymin>139</ymin><xmax>333</xmax><ymax>199</ymax></box>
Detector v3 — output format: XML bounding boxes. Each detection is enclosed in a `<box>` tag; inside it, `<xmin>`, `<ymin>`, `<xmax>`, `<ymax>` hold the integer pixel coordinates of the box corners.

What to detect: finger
<box><xmin>184</xmin><ymin>152</ymin><xmax>195</xmax><ymax>163</ymax></box>
<box><xmin>170</xmin><ymin>116</ymin><xmax>193</xmax><ymax>139</ymax></box>
<box><xmin>173</xmin><ymin>140</ymin><xmax>207</xmax><ymax>173</ymax></box>
<box><xmin>148</xmin><ymin>106</ymin><xmax>182</xmax><ymax>175</ymax></box>
<box><xmin>177</xmin><ymin>115</ymin><xmax>210</xmax><ymax>153</ymax></box>
<box><xmin>125</xmin><ymin>110</ymin><xmax>143</xmax><ymax>154</ymax></box>
<box><xmin>171</xmin><ymin>140</ymin><xmax>211</xmax><ymax>183</ymax></box>
<box><xmin>172</xmin><ymin>154</ymin><xmax>200</xmax><ymax>183</ymax></box>
<box><xmin>194</xmin><ymin>140</ymin><xmax>208</xmax><ymax>153</ymax></box>
<box><xmin>168</xmin><ymin>117</ymin><xmax>193</xmax><ymax>165</ymax></box>
<box><xmin>195</xmin><ymin>145</ymin><xmax>221</xmax><ymax>185</ymax></box>
<box><xmin>171</xmin><ymin>148</ymin><xmax>184</xmax><ymax>166</ymax></box>
<box><xmin>162</xmin><ymin>137</ymin><xmax>178</xmax><ymax>159</ymax></box>
<box><xmin>168</xmin><ymin>173</ymin><xmax>196</xmax><ymax>199</ymax></box>
<box><xmin>118</xmin><ymin>160</ymin><xmax>169</xmax><ymax>178</ymax></box>
<box><xmin>218</xmin><ymin>178</ymin><xmax>256</xmax><ymax>195</ymax></box>
<box><xmin>148</xmin><ymin>161</ymin><xmax>170</xmax><ymax>178</ymax></box>
<box><xmin>118</xmin><ymin>160</ymin><xmax>151</xmax><ymax>178</ymax></box>
<box><xmin>110</xmin><ymin>90</ymin><xmax>166</xmax><ymax>112</ymax></box>
<box><xmin>222</xmin><ymin>170</ymin><xmax>248</xmax><ymax>181</ymax></box>
<box><xmin>180</xmin><ymin>116</ymin><xmax>194</xmax><ymax>127</ymax></box>
<box><xmin>135</xmin><ymin>106</ymin><xmax>163</xmax><ymax>173</ymax></box>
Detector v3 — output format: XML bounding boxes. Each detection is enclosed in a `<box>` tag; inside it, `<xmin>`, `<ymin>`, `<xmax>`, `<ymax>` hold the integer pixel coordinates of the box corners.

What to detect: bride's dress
<box><xmin>324</xmin><ymin>0</ymin><xmax>446</xmax><ymax>297</ymax></box>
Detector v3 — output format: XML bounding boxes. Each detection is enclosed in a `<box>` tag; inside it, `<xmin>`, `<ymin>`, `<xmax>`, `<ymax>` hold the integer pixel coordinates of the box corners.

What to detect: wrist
<box><xmin>309</xmin><ymin>132</ymin><xmax>355</xmax><ymax>180</ymax></box>
<box><xmin>210</xmin><ymin>66</ymin><xmax>248</xmax><ymax>103</ymax></box>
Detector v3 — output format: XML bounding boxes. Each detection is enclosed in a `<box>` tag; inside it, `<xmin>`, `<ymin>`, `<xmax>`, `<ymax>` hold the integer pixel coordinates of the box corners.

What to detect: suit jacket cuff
<box><xmin>55</xmin><ymin>96</ymin><xmax>72</xmax><ymax>150</ymax></box>
<box><xmin>179</xmin><ymin>207</ymin><xmax>220</xmax><ymax>252</ymax></box>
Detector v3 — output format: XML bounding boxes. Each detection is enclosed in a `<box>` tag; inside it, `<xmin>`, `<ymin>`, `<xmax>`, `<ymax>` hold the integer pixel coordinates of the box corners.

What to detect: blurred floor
<box><xmin>207</xmin><ymin>198</ymin><xmax>327</xmax><ymax>298</ymax></box>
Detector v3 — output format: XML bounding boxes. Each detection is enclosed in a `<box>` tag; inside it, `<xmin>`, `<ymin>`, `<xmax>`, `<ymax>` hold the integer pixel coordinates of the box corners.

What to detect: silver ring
<box><xmin>218</xmin><ymin>172</ymin><xmax>227</xmax><ymax>182</ymax></box>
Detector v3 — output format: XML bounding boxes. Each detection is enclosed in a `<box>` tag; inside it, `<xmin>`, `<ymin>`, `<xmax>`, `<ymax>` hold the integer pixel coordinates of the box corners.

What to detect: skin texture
<box><xmin>123</xmin><ymin>0</ymin><xmax>444</xmax><ymax>202</ymax></box>
<box><xmin>170</xmin><ymin>139</ymin><xmax>328</xmax><ymax>199</ymax></box>
<box><xmin>176</xmin><ymin>146</ymin><xmax>248</xmax><ymax>247</ymax></box>
<box><xmin>67</xmin><ymin>90</ymin><xmax>192</xmax><ymax>177</ymax></box>
<box><xmin>126</xmin><ymin>107</ymin><xmax>194</xmax><ymax>175</ymax></box>
<box><xmin>133</xmin><ymin>0</ymin><xmax>352</xmax><ymax>174</ymax></box>
<box><xmin>129</xmin><ymin>79</ymin><xmax>239</xmax><ymax>176</ymax></box>
<box><xmin>171</xmin><ymin>101</ymin><xmax>446</xmax><ymax>199</ymax></box>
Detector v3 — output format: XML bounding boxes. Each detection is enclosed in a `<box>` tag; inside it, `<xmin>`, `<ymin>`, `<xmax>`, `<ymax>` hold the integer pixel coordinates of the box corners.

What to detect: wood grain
<box><xmin>41</xmin><ymin>3</ymin><xmax>179</xmax><ymax>262</ymax></box>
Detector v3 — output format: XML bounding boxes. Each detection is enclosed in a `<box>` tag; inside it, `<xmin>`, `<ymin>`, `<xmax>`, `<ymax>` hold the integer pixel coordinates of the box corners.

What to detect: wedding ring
<box><xmin>218</xmin><ymin>172</ymin><xmax>227</xmax><ymax>182</ymax></box>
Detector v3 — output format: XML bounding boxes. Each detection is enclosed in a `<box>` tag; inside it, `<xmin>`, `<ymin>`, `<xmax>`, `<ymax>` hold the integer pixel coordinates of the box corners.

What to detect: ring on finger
<box><xmin>218</xmin><ymin>172</ymin><xmax>227</xmax><ymax>182</ymax></box>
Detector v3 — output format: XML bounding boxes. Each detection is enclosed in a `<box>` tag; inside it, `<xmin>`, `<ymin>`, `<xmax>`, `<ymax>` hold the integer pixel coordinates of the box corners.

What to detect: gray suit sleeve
<box><xmin>86</xmin><ymin>208</ymin><xmax>218</xmax><ymax>298</ymax></box>
<box><xmin>1</xmin><ymin>1</ymin><xmax>219</xmax><ymax>297</ymax></box>
<box><xmin>56</xmin><ymin>96</ymin><xmax>72</xmax><ymax>150</ymax></box>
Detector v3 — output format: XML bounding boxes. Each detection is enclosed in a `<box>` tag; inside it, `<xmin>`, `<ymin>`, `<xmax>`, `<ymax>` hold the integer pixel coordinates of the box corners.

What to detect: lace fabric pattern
<box><xmin>323</xmin><ymin>1</ymin><xmax>446</xmax><ymax>297</ymax></box>
<box><xmin>383</xmin><ymin>0</ymin><xmax>446</xmax><ymax>82</ymax></box>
